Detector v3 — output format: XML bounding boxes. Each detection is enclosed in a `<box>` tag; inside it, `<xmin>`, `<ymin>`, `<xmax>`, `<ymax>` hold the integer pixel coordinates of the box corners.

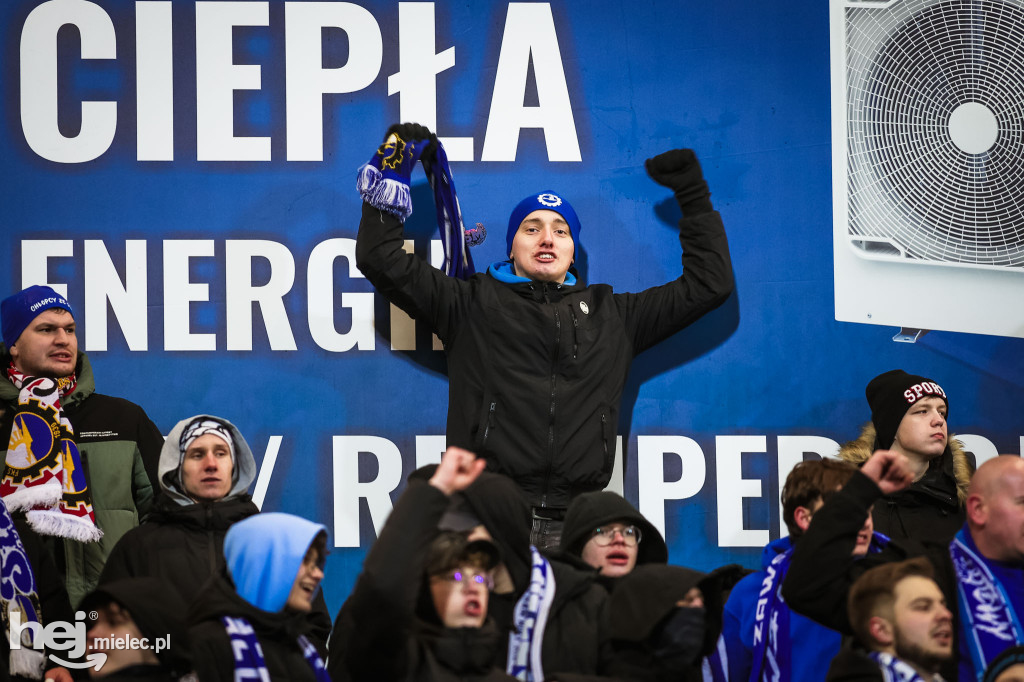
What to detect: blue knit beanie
<box><xmin>506</xmin><ymin>191</ymin><xmax>581</xmax><ymax>258</ymax></box>
<box><xmin>1</xmin><ymin>285</ymin><xmax>74</xmax><ymax>349</ymax></box>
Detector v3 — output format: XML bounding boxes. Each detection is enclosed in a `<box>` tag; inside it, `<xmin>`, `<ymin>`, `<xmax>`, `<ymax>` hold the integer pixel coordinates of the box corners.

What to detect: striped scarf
<box><xmin>2</xmin><ymin>363</ymin><xmax>101</xmax><ymax>541</ymax></box>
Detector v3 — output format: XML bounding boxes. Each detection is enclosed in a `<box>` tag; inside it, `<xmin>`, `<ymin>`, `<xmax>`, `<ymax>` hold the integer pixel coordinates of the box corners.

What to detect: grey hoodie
<box><xmin>157</xmin><ymin>414</ymin><xmax>257</xmax><ymax>505</ymax></box>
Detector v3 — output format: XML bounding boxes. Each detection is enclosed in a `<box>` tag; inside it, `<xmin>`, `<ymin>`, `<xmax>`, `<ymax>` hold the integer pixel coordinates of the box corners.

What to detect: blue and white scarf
<box><xmin>749</xmin><ymin>548</ymin><xmax>791</xmax><ymax>682</ymax></box>
<box><xmin>0</xmin><ymin>498</ymin><xmax>45</xmax><ymax>679</ymax></box>
<box><xmin>869</xmin><ymin>652</ymin><xmax>940</xmax><ymax>682</ymax></box>
<box><xmin>507</xmin><ymin>546</ymin><xmax>556</xmax><ymax>682</ymax></box>
<box><xmin>950</xmin><ymin>527</ymin><xmax>1024</xmax><ymax>680</ymax></box>
<box><xmin>358</xmin><ymin>136</ymin><xmax>479</xmax><ymax>280</ymax></box>
<box><xmin>748</xmin><ymin>532</ymin><xmax>891</xmax><ymax>682</ymax></box>
<box><xmin>222</xmin><ymin>615</ymin><xmax>330</xmax><ymax>682</ymax></box>
<box><xmin>423</xmin><ymin>142</ymin><xmax>480</xmax><ymax>280</ymax></box>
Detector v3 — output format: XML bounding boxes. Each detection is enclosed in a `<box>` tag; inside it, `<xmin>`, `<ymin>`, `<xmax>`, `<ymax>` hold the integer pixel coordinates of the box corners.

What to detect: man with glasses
<box><xmin>559</xmin><ymin>490</ymin><xmax>667</xmax><ymax>584</ymax></box>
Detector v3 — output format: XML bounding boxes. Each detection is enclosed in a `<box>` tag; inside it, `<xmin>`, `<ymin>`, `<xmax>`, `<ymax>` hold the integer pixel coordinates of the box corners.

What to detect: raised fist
<box><xmin>645</xmin><ymin>148</ymin><xmax>710</xmax><ymax>212</ymax></box>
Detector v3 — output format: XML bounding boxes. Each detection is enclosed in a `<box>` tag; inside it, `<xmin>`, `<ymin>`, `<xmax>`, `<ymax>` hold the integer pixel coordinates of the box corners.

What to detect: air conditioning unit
<box><xmin>831</xmin><ymin>0</ymin><xmax>1024</xmax><ymax>340</ymax></box>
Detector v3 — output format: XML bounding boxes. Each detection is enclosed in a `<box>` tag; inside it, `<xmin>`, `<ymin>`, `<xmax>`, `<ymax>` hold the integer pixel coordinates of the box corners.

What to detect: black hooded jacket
<box><xmin>187</xmin><ymin>575</ymin><xmax>327</xmax><ymax>682</ymax></box>
<box><xmin>600</xmin><ymin>564</ymin><xmax>720</xmax><ymax>682</ymax></box>
<box><xmin>79</xmin><ymin>577</ymin><xmax>192</xmax><ymax>680</ymax></box>
<box><xmin>454</xmin><ymin>472</ymin><xmax>609</xmax><ymax>678</ymax></box>
<box><xmin>332</xmin><ymin>480</ymin><xmax>514</xmax><ymax>682</ymax></box>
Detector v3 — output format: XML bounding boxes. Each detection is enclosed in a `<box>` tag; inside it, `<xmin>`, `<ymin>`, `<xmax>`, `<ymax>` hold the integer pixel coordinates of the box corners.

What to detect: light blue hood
<box><xmin>223</xmin><ymin>512</ymin><xmax>328</xmax><ymax>613</ymax></box>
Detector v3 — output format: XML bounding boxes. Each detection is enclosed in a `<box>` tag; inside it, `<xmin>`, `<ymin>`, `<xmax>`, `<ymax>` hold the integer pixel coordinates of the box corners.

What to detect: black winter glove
<box><xmin>384</xmin><ymin>122</ymin><xmax>438</xmax><ymax>162</ymax></box>
<box><xmin>645</xmin><ymin>148</ymin><xmax>712</xmax><ymax>217</ymax></box>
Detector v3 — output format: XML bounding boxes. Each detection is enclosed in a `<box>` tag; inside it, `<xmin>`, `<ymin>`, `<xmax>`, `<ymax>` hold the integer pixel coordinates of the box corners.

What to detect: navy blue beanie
<box><xmin>1</xmin><ymin>285</ymin><xmax>74</xmax><ymax>349</ymax></box>
<box><xmin>506</xmin><ymin>191</ymin><xmax>581</xmax><ymax>258</ymax></box>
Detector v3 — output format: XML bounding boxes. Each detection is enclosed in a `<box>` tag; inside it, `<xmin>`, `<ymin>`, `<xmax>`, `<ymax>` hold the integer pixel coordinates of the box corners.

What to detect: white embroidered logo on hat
<box><xmin>579</xmin><ymin>302</ymin><xmax>589</xmax><ymax>315</ymax></box>
<box><xmin>537</xmin><ymin>193</ymin><xmax>562</xmax><ymax>207</ymax></box>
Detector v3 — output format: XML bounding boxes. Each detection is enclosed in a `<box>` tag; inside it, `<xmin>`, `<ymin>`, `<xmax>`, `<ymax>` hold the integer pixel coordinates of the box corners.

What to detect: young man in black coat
<box><xmin>355</xmin><ymin>123</ymin><xmax>734</xmax><ymax>548</ymax></box>
<box><xmin>838</xmin><ymin>370</ymin><xmax>972</xmax><ymax>544</ymax></box>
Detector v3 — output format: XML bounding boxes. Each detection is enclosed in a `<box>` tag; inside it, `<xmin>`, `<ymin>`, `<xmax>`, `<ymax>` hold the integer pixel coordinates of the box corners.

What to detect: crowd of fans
<box><xmin>3</xmin><ymin>124</ymin><xmax>1022</xmax><ymax>681</ymax></box>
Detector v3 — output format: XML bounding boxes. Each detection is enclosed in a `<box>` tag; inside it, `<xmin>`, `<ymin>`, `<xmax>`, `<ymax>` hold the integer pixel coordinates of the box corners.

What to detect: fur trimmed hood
<box><xmin>838</xmin><ymin>422</ymin><xmax>972</xmax><ymax>505</ymax></box>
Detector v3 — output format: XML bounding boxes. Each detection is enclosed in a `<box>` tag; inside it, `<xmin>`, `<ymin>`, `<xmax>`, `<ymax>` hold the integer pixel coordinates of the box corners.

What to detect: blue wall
<box><xmin>3</xmin><ymin>0</ymin><xmax>1022</xmax><ymax>616</ymax></box>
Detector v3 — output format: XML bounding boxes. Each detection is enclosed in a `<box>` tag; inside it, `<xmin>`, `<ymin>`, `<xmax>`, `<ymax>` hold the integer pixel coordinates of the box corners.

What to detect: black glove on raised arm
<box><xmin>385</xmin><ymin>122</ymin><xmax>438</xmax><ymax>161</ymax></box>
<box><xmin>645</xmin><ymin>148</ymin><xmax>713</xmax><ymax>217</ymax></box>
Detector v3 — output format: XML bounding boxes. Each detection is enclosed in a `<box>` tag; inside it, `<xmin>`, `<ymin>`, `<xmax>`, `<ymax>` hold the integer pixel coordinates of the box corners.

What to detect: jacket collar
<box><xmin>0</xmin><ymin>345</ymin><xmax>95</xmax><ymax>408</ymax></box>
<box><xmin>486</xmin><ymin>260</ymin><xmax>578</xmax><ymax>287</ymax></box>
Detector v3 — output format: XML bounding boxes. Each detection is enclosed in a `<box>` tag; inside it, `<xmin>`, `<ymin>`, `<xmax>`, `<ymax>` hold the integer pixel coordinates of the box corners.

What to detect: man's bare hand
<box><xmin>860</xmin><ymin>449</ymin><xmax>914</xmax><ymax>494</ymax></box>
<box><xmin>429</xmin><ymin>446</ymin><xmax>486</xmax><ymax>496</ymax></box>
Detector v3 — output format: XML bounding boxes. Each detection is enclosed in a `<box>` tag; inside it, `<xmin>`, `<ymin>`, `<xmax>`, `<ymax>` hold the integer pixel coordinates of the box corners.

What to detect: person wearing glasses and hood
<box><xmin>187</xmin><ymin>512</ymin><xmax>330</xmax><ymax>682</ymax></box>
<box><xmin>336</xmin><ymin>447</ymin><xmax>516</xmax><ymax>682</ymax></box>
<box><xmin>558</xmin><ymin>491</ymin><xmax>668</xmax><ymax>588</ymax></box>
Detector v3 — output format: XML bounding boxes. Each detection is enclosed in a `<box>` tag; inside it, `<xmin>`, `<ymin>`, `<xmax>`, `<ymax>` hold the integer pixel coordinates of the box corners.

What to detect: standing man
<box><xmin>0</xmin><ymin>285</ymin><xmax>162</xmax><ymax>607</ymax></box>
<box><xmin>839</xmin><ymin>369</ymin><xmax>972</xmax><ymax>544</ymax></box>
<box><xmin>355</xmin><ymin>123</ymin><xmax>734</xmax><ymax>548</ymax></box>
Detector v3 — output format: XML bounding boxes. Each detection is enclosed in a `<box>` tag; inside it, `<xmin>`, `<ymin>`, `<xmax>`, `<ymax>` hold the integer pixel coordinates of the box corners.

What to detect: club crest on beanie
<box><xmin>865</xmin><ymin>369</ymin><xmax>948</xmax><ymax>450</ymax></box>
<box><xmin>506</xmin><ymin>191</ymin><xmax>582</xmax><ymax>258</ymax></box>
<box><xmin>1</xmin><ymin>285</ymin><xmax>74</xmax><ymax>349</ymax></box>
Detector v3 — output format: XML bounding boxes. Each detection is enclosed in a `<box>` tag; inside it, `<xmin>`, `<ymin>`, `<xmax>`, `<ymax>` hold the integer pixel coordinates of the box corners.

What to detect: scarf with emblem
<box><xmin>2</xmin><ymin>363</ymin><xmax>101</xmax><ymax>541</ymax></box>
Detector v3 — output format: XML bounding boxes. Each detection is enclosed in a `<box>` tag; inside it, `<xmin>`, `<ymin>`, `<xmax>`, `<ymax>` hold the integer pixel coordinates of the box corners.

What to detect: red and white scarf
<box><xmin>2</xmin><ymin>363</ymin><xmax>101</xmax><ymax>541</ymax></box>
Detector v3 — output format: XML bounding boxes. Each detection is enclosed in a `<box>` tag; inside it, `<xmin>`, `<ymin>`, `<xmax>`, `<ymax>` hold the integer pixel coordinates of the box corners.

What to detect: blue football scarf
<box><xmin>869</xmin><ymin>652</ymin><xmax>938</xmax><ymax>682</ymax></box>
<box><xmin>749</xmin><ymin>532</ymin><xmax>891</xmax><ymax>682</ymax></box>
<box><xmin>0</xmin><ymin>498</ymin><xmax>46</xmax><ymax>679</ymax></box>
<box><xmin>222</xmin><ymin>615</ymin><xmax>330</xmax><ymax>682</ymax></box>
<box><xmin>750</xmin><ymin>549</ymin><xmax>792</xmax><ymax>682</ymax></box>
<box><xmin>950</xmin><ymin>527</ymin><xmax>1024</xmax><ymax>681</ymax></box>
<box><xmin>357</xmin><ymin>136</ymin><xmax>479</xmax><ymax>280</ymax></box>
<box><xmin>507</xmin><ymin>546</ymin><xmax>556</xmax><ymax>682</ymax></box>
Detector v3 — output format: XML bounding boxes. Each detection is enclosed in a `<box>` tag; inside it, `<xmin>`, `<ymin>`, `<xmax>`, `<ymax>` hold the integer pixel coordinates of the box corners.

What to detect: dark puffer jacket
<box><xmin>838</xmin><ymin>423</ymin><xmax>973</xmax><ymax>544</ymax></box>
<box><xmin>99</xmin><ymin>493</ymin><xmax>258</xmax><ymax>601</ymax></box>
<box><xmin>355</xmin><ymin>195</ymin><xmax>733</xmax><ymax>509</ymax></box>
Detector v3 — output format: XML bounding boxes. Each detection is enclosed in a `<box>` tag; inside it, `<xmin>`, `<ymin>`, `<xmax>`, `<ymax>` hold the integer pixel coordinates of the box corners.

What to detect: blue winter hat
<box><xmin>224</xmin><ymin>512</ymin><xmax>329</xmax><ymax>613</ymax></box>
<box><xmin>1</xmin><ymin>285</ymin><xmax>74</xmax><ymax>349</ymax></box>
<box><xmin>506</xmin><ymin>191</ymin><xmax>581</xmax><ymax>258</ymax></box>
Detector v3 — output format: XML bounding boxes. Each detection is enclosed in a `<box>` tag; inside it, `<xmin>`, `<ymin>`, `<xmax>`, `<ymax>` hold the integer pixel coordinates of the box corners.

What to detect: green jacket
<box><xmin>0</xmin><ymin>347</ymin><xmax>163</xmax><ymax>607</ymax></box>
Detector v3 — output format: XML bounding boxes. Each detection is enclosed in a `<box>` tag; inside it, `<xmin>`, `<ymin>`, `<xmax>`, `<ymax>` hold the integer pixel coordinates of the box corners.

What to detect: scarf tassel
<box><xmin>357</xmin><ymin>164</ymin><xmax>412</xmax><ymax>222</ymax></box>
<box><xmin>9</xmin><ymin>646</ymin><xmax>46</xmax><ymax>679</ymax></box>
<box><xmin>2</xmin><ymin>481</ymin><xmax>63</xmax><ymax>513</ymax></box>
<box><xmin>26</xmin><ymin>509</ymin><xmax>103</xmax><ymax>543</ymax></box>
